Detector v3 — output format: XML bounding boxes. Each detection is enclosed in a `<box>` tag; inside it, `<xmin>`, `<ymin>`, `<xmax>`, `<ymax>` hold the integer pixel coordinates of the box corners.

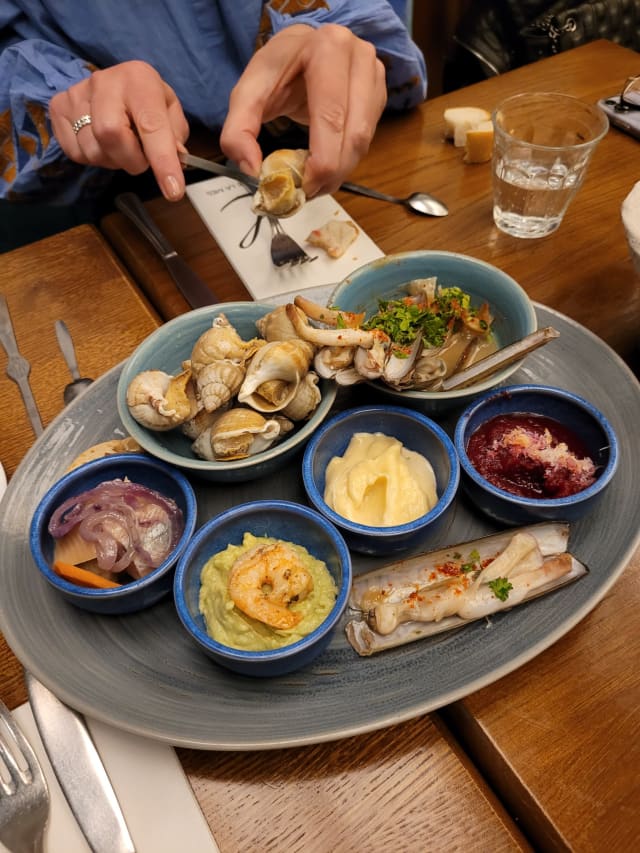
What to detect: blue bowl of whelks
<box><xmin>302</xmin><ymin>405</ymin><xmax>459</xmax><ymax>556</ymax></box>
<box><xmin>116</xmin><ymin>302</ymin><xmax>337</xmax><ymax>482</ymax></box>
<box><xmin>173</xmin><ymin>500</ymin><xmax>352</xmax><ymax>676</ymax></box>
<box><xmin>29</xmin><ymin>453</ymin><xmax>197</xmax><ymax>615</ymax></box>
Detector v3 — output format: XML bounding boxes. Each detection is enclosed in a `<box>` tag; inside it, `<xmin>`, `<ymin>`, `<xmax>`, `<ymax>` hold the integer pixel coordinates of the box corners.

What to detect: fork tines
<box><xmin>267</xmin><ymin>217</ymin><xmax>317</xmax><ymax>268</ymax></box>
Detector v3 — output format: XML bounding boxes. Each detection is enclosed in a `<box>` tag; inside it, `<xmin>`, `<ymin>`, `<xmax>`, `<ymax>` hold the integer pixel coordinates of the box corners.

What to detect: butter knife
<box><xmin>115</xmin><ymin>192</ymin><xmax>217</xmax><ymax>309</ymax></box>
<box><xmin>26</xmin><ymin>672</ymin><xmax>136</xmax><ymax>853</ymax></box>
<box><xmin>0</xmin><ymin>293</ymin><xmax>44</xmax><ymax>436</ymax></box>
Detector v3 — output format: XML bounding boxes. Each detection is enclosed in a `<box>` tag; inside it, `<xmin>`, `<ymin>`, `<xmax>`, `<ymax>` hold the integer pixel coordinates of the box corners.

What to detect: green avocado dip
<box><xmin>199</xmin><ymin>532</ymin><xmax>338</xmax><ymax>651</ymax></box>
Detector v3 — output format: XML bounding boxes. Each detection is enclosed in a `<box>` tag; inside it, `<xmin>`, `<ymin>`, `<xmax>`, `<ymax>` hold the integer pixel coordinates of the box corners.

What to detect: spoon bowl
<box><xmin>54</xmin><ymin>320</ymin><xmax>94</xmax><ymax>404</ymax></box>
<box><xmin>341</xmin><ymin>182</ymin><xmax>449</xmax><ymax>217</ymax></box>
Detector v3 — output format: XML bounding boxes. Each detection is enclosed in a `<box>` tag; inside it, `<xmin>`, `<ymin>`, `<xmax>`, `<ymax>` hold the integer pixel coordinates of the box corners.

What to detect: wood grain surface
<box><xmin>0</xmin><ymin>225</ymin><xmax>160</xmax><ymax>479</ymax></box>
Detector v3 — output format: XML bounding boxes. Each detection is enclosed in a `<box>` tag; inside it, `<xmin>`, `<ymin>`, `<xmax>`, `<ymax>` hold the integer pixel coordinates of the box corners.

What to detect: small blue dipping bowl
<box><xmin>173</xmin><ymin>500</ymin><xmax>351</xmax><ymax>677</ymax></box>
<box><xmin>30</xmin><ymin>453</ymin><xmax>197</xmax><ymax>614</ymax></box>
<box><xmin>455</xmin><ymin>384</ymin><xmax>619</xmax><ymax>525</ymax></box>
<box><xmin>302</xmin><ymin>405</ymin><xmax>460</xmax><ymax>556</ymax></box>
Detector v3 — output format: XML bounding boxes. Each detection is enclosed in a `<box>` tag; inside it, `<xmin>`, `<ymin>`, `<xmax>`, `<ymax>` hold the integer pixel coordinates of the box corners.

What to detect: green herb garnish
<box><xmin>488</xmin><ymin>577</ymin><xmax>513</xmax><ymax>602</ymax></box>
<box><xmin>461</xmin><ymin>548</ymin><xmax>481</xmax><ymax>573</ymax></box>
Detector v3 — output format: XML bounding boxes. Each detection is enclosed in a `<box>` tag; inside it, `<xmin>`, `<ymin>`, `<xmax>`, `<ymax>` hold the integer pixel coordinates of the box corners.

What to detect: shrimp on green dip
<box><xmin>199</xmin><ymin>532</ymin><xmax>338</xmax><ymax>651</ymax></box>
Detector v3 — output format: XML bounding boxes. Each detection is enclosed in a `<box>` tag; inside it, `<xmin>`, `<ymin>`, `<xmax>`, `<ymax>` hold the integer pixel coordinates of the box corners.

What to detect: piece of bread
<box><xmin>464</xmin><ymin>120</ymin><xmax>494</xmax><ymax>164</ymax></box>
<box><xmin>444</xmin><ymin>107</ymin><xmax>492</xmax><ymax>148</ymax></box>
<box><xmin>307</xmin><ymin>219</ymin><xmax>359</xmax><ymax>259</ymax></box>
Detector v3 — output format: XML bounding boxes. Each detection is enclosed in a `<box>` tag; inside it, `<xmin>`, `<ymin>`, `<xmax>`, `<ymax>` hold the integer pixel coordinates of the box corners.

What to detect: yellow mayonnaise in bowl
<box><xmin>173</xmin><ymin>500</ymin><xmax>351</xmax><ymax>676</ymax></box>
<box><xmin>302</xmin><ymin>405</ymin><xmax>460</xmax><ymax>556</ymax></box>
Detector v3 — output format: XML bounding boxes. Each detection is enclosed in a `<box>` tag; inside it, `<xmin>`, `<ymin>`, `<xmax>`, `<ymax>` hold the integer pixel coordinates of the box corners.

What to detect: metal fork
<box><xmin>0</xmin><ymin>700</ymin><xmax>49</xmax><ymax>853</ymax></box>
<box><xmin>267</xmin><ymin>216</ymin><xmax>317</xmax><ymax>267</ymax></box>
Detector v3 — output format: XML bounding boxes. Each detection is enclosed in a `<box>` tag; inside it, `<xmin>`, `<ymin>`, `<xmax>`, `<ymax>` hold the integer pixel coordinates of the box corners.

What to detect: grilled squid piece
<box><xmin>252</xmin><ymin>149</ymin><xmax>308</xmax><ymax>218</ymax></box>
<box><xmin>345</xmin><ymin>522</ymin><xmax>588</xmax><ymax>656</ymax></box>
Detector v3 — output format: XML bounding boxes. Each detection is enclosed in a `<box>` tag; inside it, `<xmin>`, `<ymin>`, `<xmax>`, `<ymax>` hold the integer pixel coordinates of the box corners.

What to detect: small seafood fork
<box><xmin>267</xmin><ymin>216</ymin><xmax>317</xmax><ymax>268</ymax></box>
<box><xmin>0</xmin><ymin>700</ymin><xmax>49</xmax><ymax>853</ymax></box>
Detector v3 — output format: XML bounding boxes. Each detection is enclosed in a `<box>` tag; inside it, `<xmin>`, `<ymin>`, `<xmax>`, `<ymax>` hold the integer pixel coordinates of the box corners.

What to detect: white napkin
<box><xmin>186</xmin><ymin>175</ymin><xmax>384</xmax><ymax>301</ymax></box>
<box><xmin>5</xmin><ymin>703</ymin><xmax>219</xmax><ymax>853</ymax></box>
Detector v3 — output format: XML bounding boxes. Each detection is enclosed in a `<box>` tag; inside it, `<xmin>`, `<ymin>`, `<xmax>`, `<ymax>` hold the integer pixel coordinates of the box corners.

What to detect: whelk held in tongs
<box><xmin>345</xmin><ymin>521</ymin><xmax>588</xmax><ymax>656</ymax></box>
<box><xmin>441</xmin><ymin>326</ymin><xmax>560</xmax><ymax>391</ymax></box>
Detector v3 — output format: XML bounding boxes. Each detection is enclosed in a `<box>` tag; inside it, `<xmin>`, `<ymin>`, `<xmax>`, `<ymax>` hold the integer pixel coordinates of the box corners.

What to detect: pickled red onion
<box><xmin>48</xmin><ymin>479</ymin><xmax>184</xmax><ymax>578</ymax></box>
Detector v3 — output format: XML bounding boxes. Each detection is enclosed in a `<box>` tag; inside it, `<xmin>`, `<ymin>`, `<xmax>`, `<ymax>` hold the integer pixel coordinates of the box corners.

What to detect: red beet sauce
<box><xmin>467</xmin><ymin>413</ymin><xmax>597</xmax><ymax>499</ymax></box>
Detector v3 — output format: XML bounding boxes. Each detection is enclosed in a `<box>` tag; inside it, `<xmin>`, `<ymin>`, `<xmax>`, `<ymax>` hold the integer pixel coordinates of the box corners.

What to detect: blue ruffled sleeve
<box><xmin>265</xmin><ymin>0</ymin><xmax>427</xmax><ymax>111</ymax></box>
<box><xmin>0</xmin><ymin>38</ymin><xmax>106</xmax><ymax>202</ymax></box>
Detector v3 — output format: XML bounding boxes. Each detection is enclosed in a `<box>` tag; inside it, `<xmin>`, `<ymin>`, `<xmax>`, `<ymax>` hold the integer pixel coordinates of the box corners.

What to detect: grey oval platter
<box><xmin>1</xmin><ymin>304</ymin><xmax>639</xmax><ymax>750</ymax></box>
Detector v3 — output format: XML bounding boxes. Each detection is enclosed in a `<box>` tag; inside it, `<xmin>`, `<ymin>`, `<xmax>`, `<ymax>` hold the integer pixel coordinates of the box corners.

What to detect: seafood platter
<box><xmin>0</xmin><ymin>248</ymin><xmax>638</xmax><ymax>749</ymax></box>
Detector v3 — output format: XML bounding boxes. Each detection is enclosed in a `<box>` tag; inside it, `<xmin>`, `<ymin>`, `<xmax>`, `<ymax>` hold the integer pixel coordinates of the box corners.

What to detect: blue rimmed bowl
<box><xmin>454</xmin><ymin>384</ymin><xmax>619</xmax><ymax>525</ymax></box>
<box><xmin>29</xmin><ymin>453</ymin><xmax>197</xmax><ymax>614</ymax></box>
<box><xmin>116</xmin><ymin>302</ymin><xmax>337</xmax><ymax>482</ymax></box>
<box><xmin>302</xmin><ymin>405</ymin><xmax>460</xmax><ymax>555</ymax></box>
<box><xmin>173</xmin><ymin>500</ymin><xmax>351</xmax><ymax>677</ymax></box>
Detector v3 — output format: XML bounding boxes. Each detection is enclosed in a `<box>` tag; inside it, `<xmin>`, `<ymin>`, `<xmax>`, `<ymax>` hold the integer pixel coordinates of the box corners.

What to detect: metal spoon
<box><xmin>55</xmin><ymin>320</ymin><xmax>94</xmax><ymax>404</ymax></box>
<box><xmin>341</xmin><ymin>181</ymin><xmax>449</xmax><ymax>217</ymax></box>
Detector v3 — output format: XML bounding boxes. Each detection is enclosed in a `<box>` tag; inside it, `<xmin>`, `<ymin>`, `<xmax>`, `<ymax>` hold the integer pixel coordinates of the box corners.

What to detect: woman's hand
<box><xmin>49</xmin><ymin>60</ymin><xmax>189</xmax><ymax>201</ymax></box>
<box><xmin>220</xmin><ymin>24</ymin><xmax>386</xmax><ymax>198</ymax></box>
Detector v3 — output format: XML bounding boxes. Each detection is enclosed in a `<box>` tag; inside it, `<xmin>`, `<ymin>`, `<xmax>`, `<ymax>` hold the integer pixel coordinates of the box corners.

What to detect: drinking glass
<box><xmin>491</xmin><ymin>92</ymin><xmax>609</xmax><ymax>239</ymax></box>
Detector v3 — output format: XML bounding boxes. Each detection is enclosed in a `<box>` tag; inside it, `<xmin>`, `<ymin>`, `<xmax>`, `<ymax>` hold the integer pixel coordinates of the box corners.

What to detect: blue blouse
<box><xmin>0</xmin><ymin>0</ymin><xmax>426</xmax><ymax>202</ymax></box>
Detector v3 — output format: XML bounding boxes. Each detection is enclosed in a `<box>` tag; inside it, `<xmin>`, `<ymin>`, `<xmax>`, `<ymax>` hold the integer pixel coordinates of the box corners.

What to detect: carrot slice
<box><xmin>53</xmin><ymin>560</ymin><xmax>122</xmax><ymax>589</ymax></box>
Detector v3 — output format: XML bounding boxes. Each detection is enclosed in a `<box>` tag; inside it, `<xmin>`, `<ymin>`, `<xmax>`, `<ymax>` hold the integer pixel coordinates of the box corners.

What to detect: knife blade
<box><xmin>0</xmin><ymin>293</ymin><xmax>44</xmax><ymax>437</ymax></box>
<box><xmin>25</xmin><ymin>672</ymin><xmax>136</xmax><ymax>853</ymax></box>
<box><xmin>178</xmin><ymin>152</ymin><xmax>259</xmax><ymax>189</ymax></box>
<box><xmin>115</xmin><ymin>192</ymin><xmax>217</xmax><ymax>309</ymax></box>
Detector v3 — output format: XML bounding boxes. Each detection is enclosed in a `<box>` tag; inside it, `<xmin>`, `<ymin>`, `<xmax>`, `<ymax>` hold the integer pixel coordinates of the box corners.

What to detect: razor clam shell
<box><xmin>441</xmin><ymin>326</ymin><xmax>560</xmax><ymax>391</ymax></box>
<box><xmin>345</xmin><ymin>521</ymin><xmax>587</xmax><ymax>656</ymax></box>
<box><xmin>346</xmin><ymin>556</ymin><xmax>588</xmax><ymax>656</ymax></box>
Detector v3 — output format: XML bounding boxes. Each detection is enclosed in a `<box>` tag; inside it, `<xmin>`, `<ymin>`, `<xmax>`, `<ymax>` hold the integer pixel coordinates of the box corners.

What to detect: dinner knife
<box><xmin>178</xmin><ymin>151</ymin><xmax>259</xmax><ymax>189</ymax></box>
<box><xmin>115</xmin><ymin>192</ymin><xmax>217</xmax><ymax>309</ymax></box>
<box><xmin>25</xmin><ymin>672</ymin><xmax>136</xmax><ymax>853</ymax></box>
<box><xmin>0</xmin><ymin>293</ymin><xmax>44</xmax><ymax>437</ymax></box>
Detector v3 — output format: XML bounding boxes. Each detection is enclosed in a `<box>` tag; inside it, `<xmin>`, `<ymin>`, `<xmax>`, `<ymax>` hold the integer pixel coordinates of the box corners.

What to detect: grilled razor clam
<box><xmin>252</xmin><ymin>149</ymin><xmax>308</xmax><ymax>217</ymax></box>
<box><xmin>293</xmin><ymin>295</ymin><xmax>366</xmax><ymax>329</ymax></box>
<box><xmin>345</xmin><ymin>522</ymin><xmax>587</xmax><ymax>656</ymax></box>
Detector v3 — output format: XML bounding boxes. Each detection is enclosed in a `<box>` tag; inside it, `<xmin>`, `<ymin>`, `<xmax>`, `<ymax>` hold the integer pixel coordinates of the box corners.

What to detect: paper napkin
<box><xmin>7</xmin><ymin>703</ymin><xmax>219</xmax><ymax>853</ymax></box>
<box><xmin>185</xmin><ymin>176</ymin><xmax>384</xmax><ymax>302</ymax></box>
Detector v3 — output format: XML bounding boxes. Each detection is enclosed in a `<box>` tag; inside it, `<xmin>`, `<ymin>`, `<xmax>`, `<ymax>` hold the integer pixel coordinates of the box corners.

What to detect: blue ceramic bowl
<box><xmin>302</xmin><ymin>405</ymin><xmax>460</xmax><ymax>556</ymax></box>
<box><xmin>116</xmin><ymin>303</ymin><xmax>337</xmax><ymax>482</ymax></box>
<box><xmin>454</xmin><ymin>384</ymin><xmax>619</xmax><ymax>525</ymax></box>
<box><xmin>30</xmin><ymin>453</ymin><xmax>197</xmax><ymax>614</ymax></box>
<box><xmin>329</xmin><ymin>251</ymin><xmax>537</xmax><ymax>415</ymax></box>
<box><xmin>173</xmin><ymin>500</ymin><xmax>352</xmax><ymax>677</ymax></box>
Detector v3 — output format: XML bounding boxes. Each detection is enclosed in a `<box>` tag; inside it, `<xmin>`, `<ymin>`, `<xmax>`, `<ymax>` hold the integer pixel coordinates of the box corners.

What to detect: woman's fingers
<box><xmin>49</xmin><ymin>61</ymin><xmax>190</xmax><ymax>200</ymax></box>
<box><xmin>220</xmin><ymin>24</ymin><xmax>386</xmax><ymax>196</ymax></box>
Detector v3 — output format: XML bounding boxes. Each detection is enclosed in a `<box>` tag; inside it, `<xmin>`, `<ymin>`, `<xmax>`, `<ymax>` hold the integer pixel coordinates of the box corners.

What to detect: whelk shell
<box><xmin>192</xmin><ymin>407</ymin><xmax>283</xmax><ymax>461</ymax></box>
<box><xmin>252</xmin><ymin>149</ymin><xmax>308</xmax><ymax>218</ymax></box>
<box><xmin>238</xmin><ymin>338</ymin><xmax>315</xmax><ymax>413</ymax></box>
<box><xmin>196</xmin><ymin>358</ymin><xmax>246</xmax><ymax>412</ymax></box>
<box><xmin>190</xmin><ymin>314</ymin><xmax>261</xmax><ymax>375</ymax></box>
<box><xmin>126</xmin><ymin>368</ymin><xmax>198</xmax><ymax>430</ymax></box>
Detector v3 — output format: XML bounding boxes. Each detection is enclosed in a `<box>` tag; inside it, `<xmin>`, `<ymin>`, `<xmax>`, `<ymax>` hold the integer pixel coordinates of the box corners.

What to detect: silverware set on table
<box><xmin>0</xmin><ymin>295</ymin><xmax>94</xmax><ymax>436</ymax></box>
<box><xmin>1</xmin><ymin>675</ymin><xmax>136</xmax><ymax>852</ymax></box>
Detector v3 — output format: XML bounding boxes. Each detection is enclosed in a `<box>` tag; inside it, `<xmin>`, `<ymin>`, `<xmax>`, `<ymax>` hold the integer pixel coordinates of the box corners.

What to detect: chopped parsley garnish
<box><xmin>361</xmin><ymin>287</ymin><xmax>483</xmax><ymax>348</ymax></box>
<box><xmin>488</xmin><ymin>577</ymin><xmax>513</xmax><ymax>602</ymax></box>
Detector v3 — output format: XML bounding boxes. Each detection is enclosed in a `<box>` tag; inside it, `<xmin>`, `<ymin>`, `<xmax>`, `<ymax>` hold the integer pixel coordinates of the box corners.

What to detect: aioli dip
<box><xmin>199</xmin><ymin>532</ymin><xmax>337</xmax><ymax>651</ymax></box>
<box><xmin>324</xmin><ymin>432</ymin><xmax>438</xmax><ymax>526</ymax></box>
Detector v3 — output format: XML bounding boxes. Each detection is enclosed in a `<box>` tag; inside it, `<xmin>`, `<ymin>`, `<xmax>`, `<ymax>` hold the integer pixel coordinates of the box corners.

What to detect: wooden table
<box><xmin>0</xmin><ymin>225</ymin><xmax>528</xmax><ymax>851</ymax></box>
<box><xmin>1</xmin><ymin>40</ymin><xmax>638</xmax><ymax>852</ymax></box>
<box><xmin>101</xmin><ymin>40</ymin><xmax>640</xmax><ymax>851</ymax></box>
